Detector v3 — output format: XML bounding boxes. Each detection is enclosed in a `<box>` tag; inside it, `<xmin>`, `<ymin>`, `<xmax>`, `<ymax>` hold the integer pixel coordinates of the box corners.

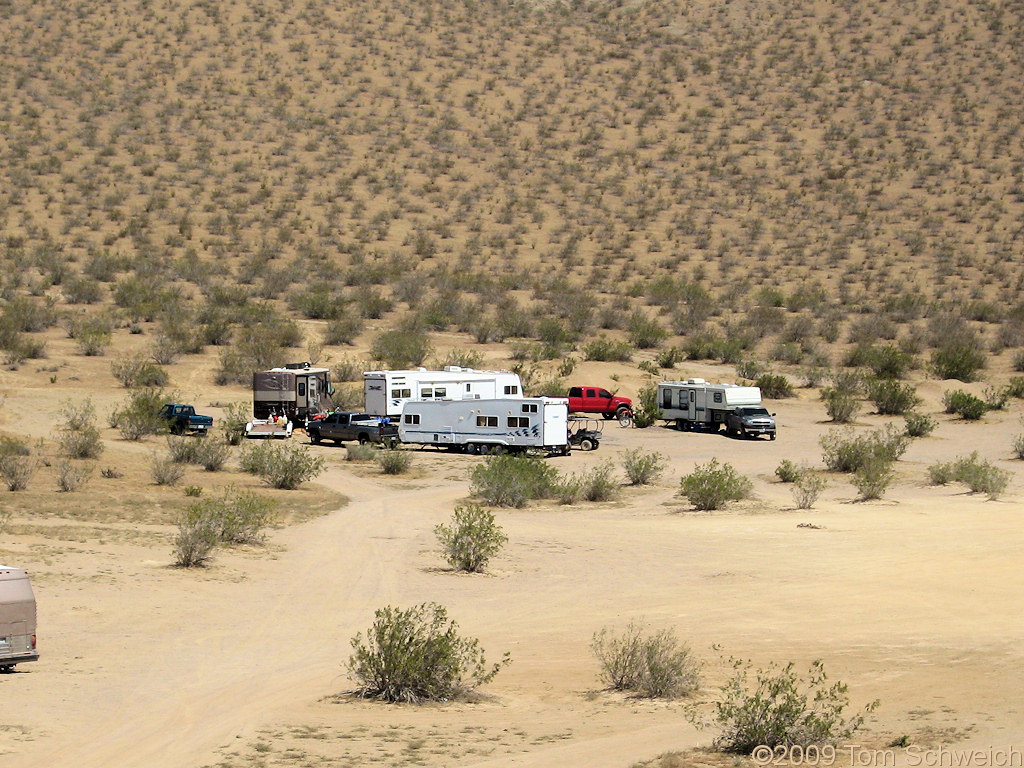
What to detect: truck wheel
<box><xmin>617</xmin><ymin>409</ymin><xmax>633</xmax><ymax>427</ymax></box>
<box><xmin>770</xmin><ymin>433</ymin><xmax>776</xmax><ymax>441</ymax></box>
<box><xmin>309</xmin><ymin>432</ymin><xmax>321</xmax><ymax>445</ymax></box>
<box><xmin>579</xmin><ymin>437</ymin><xmax>595</xmax><ymax>452</ymax></box>
<box><xmin>358</xmin><ymin>433</ymin><xmax>370</xmax><ymax>445</ymax></box>
<box><xmin>602</xmin><ymin>413</ymin><xmax>614</xmax><ymax>420</ymax></box>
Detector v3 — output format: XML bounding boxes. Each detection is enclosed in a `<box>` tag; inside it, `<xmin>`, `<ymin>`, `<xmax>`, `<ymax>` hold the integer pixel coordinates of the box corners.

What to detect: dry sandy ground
<box><xmin>3</xmin><ymin>364</ymin><xmax>1024</xmax><ymax>768</ymax></box>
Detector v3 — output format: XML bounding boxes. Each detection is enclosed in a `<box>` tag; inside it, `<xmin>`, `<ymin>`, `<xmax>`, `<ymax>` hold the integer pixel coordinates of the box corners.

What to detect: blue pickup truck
<box><xmin>159</xmin><ymin>403</ymin><xmax>214</xmax><ymax>435</ymax></box>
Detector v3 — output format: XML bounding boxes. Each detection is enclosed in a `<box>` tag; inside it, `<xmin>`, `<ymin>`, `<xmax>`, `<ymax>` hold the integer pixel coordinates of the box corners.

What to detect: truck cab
<box><xmin>567</xmin><ymin>387</ymin><xmax>633</xmax><ymax>426</ymax></box>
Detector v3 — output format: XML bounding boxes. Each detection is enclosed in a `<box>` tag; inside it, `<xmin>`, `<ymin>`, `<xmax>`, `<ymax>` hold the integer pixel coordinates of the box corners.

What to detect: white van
<box><xmin>0</xmin><ymin>566</ymin><xmax>38</xmax><ymax>670</ymax></box>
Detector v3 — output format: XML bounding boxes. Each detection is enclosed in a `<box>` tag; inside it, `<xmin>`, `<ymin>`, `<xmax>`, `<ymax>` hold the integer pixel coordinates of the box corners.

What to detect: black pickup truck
<box><xmin>306</xmin><ymin>412</ymin><xmax>398</xmax><ymax>446</ymax></box>
<box><xmin>159</xmin><ymin>403</ymin><xmax>214</xmax><ymax>435</ymax></box>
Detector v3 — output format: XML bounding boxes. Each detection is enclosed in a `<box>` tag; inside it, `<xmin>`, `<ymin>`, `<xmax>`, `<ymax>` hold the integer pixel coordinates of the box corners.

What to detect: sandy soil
<box><xmin>3</xmin><ymin>366</ymin><xmax>1024</xmax><ymax>768</ymax></box>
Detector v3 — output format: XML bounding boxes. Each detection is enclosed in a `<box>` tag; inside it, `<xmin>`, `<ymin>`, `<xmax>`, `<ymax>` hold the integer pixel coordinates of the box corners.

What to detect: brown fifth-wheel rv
<box><xmin>0</xmin><ymin>565</ymin><xmax>38</xmax><ymax>670</ymax></box>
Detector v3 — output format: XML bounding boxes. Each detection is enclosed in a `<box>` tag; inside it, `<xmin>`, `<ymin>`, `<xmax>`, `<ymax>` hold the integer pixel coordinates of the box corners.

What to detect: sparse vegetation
<box><xmin>434</xmin><ymin>503</ymin><xmax>507</xmax><ymax>573</ymax></box>
<box><xmin>928</xmin><ymin>453</ymin><xmax>1011</xmax><ymax>500</ymax></box>
<box><xmin>470</xmin><ymin>454</ymin><xmax>558</xmax><ymax>508</ymax></box>
<box><xmin>679</xmin><ymin>460</ymin><xmax>752</xmax><ymax>511</ymax></box>
<box><xmin>348</xmin><ymin>603</ymin><xmax>509</xmax><ymax>703</ymax></box>
<box><xmin>622</xmin><ymin>449</ymin><xmax>667</xmax><ymax>485</ymax></box>
<box><xmin>239</xmin><ymin>441</ymin><xmax>326</xmax><ymax>489</ymax></box>
<box><xmin>591</xmin><ymin>621</ymin><xmax>701</xmax><ymax>699</ymax></box>
<box><xmin>710</xmin><ymin>658</ymin><xmax>878</xmax><ymax>753</ymax></box>
<box><xmin>377</xmin><ymin>446</ymin><xmax>412</xmax><ymax>475</ymax></box>
<box><xmin>820</xmin><ymin>426</ymin><xmax>908</xmax><ymax>473</ymax></box>
<box><xmin>56</xmin><ymin>399</ymin><xmax>104</xmax><ymax>459</ymax></box>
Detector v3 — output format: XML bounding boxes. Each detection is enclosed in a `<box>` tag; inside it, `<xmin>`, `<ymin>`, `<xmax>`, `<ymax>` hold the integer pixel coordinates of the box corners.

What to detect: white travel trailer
<box><xmin>657</xmin><ymin>379</ymin><xmax>764</xmax><ymax>431</ymax></box>
<box><xmin>0</xmin><ymin>565</ymin><xmax>38</xmax><ymax>670</ymax></box>
<box><xmin>364</xmin><ymin>366</ymin><xmax>524</xmax><ymax>418</ymax></box>
<box><xmin>398</xmin><ymin>397</ymin><xmax>569</xmax><ymax>455</ymax></box>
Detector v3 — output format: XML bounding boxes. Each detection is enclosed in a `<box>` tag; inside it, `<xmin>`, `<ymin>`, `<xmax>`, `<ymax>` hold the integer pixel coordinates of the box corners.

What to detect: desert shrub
<box><xmin>864</xmin><ymin>344</ymin><xmax>916</xmax><ymax>379</ymax></box>
<box><xmin>377</xmin><ymin>447</ymin><xmax>412</xmax><ymax>475</ymax></box>
<box><xmin>580</xmin><ymin>461</ymin><xmax>619</xmax><ymax>502</ymax></box>
<box><xmin>434</xmin><ymin>503</ymin><xmax>507</xmax><ymax>573</ymax></box>
<box><xmin>183</xmin><ymin>485</ymin><xmax>203</xmax><ymax>497</ymax></box>
<box><xmin>591</xmin><ymin>621</ymin><xmax>701</xmax><ymax>699</ymax></box>
<box><xmin>220</xmin><ymin>402</ymin><xmax>251</xmax><ymax>446</ymax></box>
<box><xmin>470</xmin><ymin>454</ymin><xmax>558</xmax><ymax>508</ymax></box>
<box><xmin>324</xmin><ymin>313</ymin><xmax>365</xmax><ymax>346</ymax></box>
<box><xmin>679</xmin><ymin>459</ymin><xmax>752</xmax><ymax>511</ymax></box>
<box><xmin>622</xmin><ymin>449</ymin><xmax>667</xmax><ymax>485</ymax></box>
<box><xmin>627</xmin><ymin>311</ymin><xmax>668</xmax><ymax>349</ymax></box>
<box><xmin>194</xmin><ymin>436</ymin><xmax>231</xmax><ymax>471</ymax></box>
<box><xmin>1014</xmin><ymin>434</ymin><xmax>1024</xmax><ymax>461</ymax></box>
<box><xmin>632</xmin><ymin>383</ymin><xmax>662</xmax><ymax>429</ymax></box>
<box><xmin>792</xmin><ymin>472</ymin><xmax>827</xmax><ymax>509</ymax></box>
<box><xmin>819</xmin><ymin>426</ymin><xmax>908</xmax><ymax>473</ymax></box>
<box><xmin>56</xmin><ymin>398</ymin><xmax>104</xmax><ymax>459</ymax></box>
<box><xmin>172</xmin><ymin>508</ymin><xmax>219</xmax><ymax>567</ymax></box>
<box><xmin>735</xmin><ymin>359</ymin><xmax>764</xmax><ymax>381</ymax></box>
<box><xmin>1006</xmin><ymin>377</ymin><xmax>1024</xmax><ymax>399</ymax></box>
<box><xmin>346</xmin><ymin>443</ymin><xmax>377</xmax><ymax>462</ymax></box>
<box><xmin>904</xmin><ymin>412</ymin><xmax>937</xmax><ymax>438</ymax></box>
<box><xmin>167</xmin><ymin>435</ymin><xmax>202</xmax><ymax>464</ymax></box>
<box><xmin>983</xmin><ymin>385</ymin><xmax>1009</xmax><ymax>411</ymax></box>
<box><xmin>239</xmin><ymin>441</ymin><xmax>325</xmax><ymax>489</ymax></box>
<box><xmin>775</xmin><ymin>459</ymin><xmax>802</xmax><ymax>483</ymax></box>
<box><xmin>371</xmin><ymin>326</ymin><xmax>431</xmax><ymax>368</ymax></box>
<box><xmin>942</xmin><ymin>390</ymin><xmax>987</xmax><ymax>420</ymax></box>
<box><xmin>56</xmin><ymin>461</ymin><xmax>91</xmax><ymax>492</ymax></box>
<box><xmin>151</xmin><ymin>454</ymin><xmax>186</xmax><ymax>486</ymax></box>
<box><xmin>0</xmin><ymin>453</ymin><xmax>37</xmax><ymax>491</ymax></box>
<box><xmin>638</xmin><ymin>360</ymin><xmax>660</xmax><ymax>376</ymax></box>
<box><xmin>111</xmin><ymin>387</ymin><xmax>170</xmax><ymax>440</ymax></box>
<box><xmin>930</xmin><ymin>453</ymin><xmax>1011</xmax><ymax>500</ymax></box>
<box><xmin>657</xmin><ymin>347</ymin><xmax>684</xmax><ymax>369</ymax></box>
<box><xmin>851</xmin><ymin>456</ymin><xmax>895</xmax><ymax>501</ymax></box>
<box><xmin>347</xmin><ymin>602</ymin><xmax>509</xmax><ymax>703</ymax></box>
<box><xmin>554</xmin><ymin>475</ymin><xmax>585</xmax><ymax>505</ymax></box>
<box><xmin>111</xmin><ymin>353</ymin><xmax>169</xmax><ymax>388</ymax></box>
<box><xmin>187</xmin><ymin>487</ymin><xmax>278</xmax><ymax>545</ymax></box>
<box><xmin>582</xmin><ymin>335</ymin><xmax>634</xmax><ymax>362</ymax></box>
<box><xmin>756</xmin><ymin>373</ymin><xmax>794</xmax><ymax>399</ymax></box>
<box><xmin>821</xmin><ymin>388</ymin><xmax>861</xmax><ymax>424</ymax></box>
<box><xmin>931</xmin><ymin>343</ymin><xmax>986</xmax><ymax>382</ymax></box>
<box><xmin>711</xmin><ymin>658</ymin><xmax>877</xmax><ymax>753</ymax></box>
<box><xmin>866</xmin><ymin>379</ymin><xmax>920</xmax><ymax>415</ymax></box>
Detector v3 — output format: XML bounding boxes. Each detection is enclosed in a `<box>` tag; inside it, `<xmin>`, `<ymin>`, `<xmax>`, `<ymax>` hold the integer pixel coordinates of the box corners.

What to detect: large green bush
<box><xmin>591</xmin><ymin>621</ymin><xmax>701</xmax><ymax>699</ymax></box>
<box><xmin>928</xmin><ymin>452</ymin><xmax>1011</xmax><ymax>500</ymax></box>
<box><xmin>434</xmin><ymin>503</ymin><xmax>507</xmax><ymax>573</ymax></box>
<box><xmin>866</xmin><ymin>379</ymin><xmax>920</xmax><ymax>415</ymax></box>
<box><xmin>711</xmin><ymin>658</ymin><xmax>878</xmax><ymax>753</ymax></box>
<box><xmin>239</xmin><ymin>441</ymin><xmax>326</xmax><ymax>489</ymax></box>
<box><xmin>110</xmin><ymin>387</ymin><xmax>172</xmax><ymax>441</ymax></box>
<box><xmin>631</xmin><ymin>383</ymin><xmax>662</xmax><ymax>429</ymax></box>
<box><xmin>819</xmin><ymin>426</ymin><xmax>908</xmax><ymax>473</ymax></box>
<box><xmin>679</xmin><ymin>459</ymin><xmax>752</xmax><ymax>511</ymax></box>
<box><xmin>470</xmin><ymin>454</ymin><xmax>559</xmax><ymax>508</ymax></box>
<box><xmin>622</xmin><ymin>449</ymin><xmax>667</xmax><ymax>485</ymax></box>
<box><xmin>942</xmin><ymin>389</ymin><xmax>987</xmax><ymax>420</ymax></box>
<box><xmin>347</xmin><ymin>603</ymin><xmax>509</xmax><ymax>703</ymax></box>
<box><xmin>931</xmin><ymin>343</ymin><xmax>986</xmax><ymax>382</ymax></box>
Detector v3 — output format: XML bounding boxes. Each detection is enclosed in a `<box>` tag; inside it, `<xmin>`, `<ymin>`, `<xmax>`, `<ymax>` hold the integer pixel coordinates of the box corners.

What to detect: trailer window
<box><xmin>508</xmin><ymin>417</ymin><xmax>530</xmax><ymax>428</ymax></box>
<box><xmin>713</xmin><ymin>393</ymin><xmax>723</xmax><ymax>403</ymax></box>
<box><xmin>504</xmin><ymin>385</ymin><xmax>519</xmax><ymax>395</ymax></box>
<box><xmin>476</xmin><ymin>415</ymin><xmax>499</xmax><ymax>428</ymax></box>
<box><xmin>404</xmin><ymin>414</ymin><xmax>420</xmax><ymax>425</ymax></box>
<box><xmin>298</xmin><ymin>383</ymin><xmax>306</xmax><ymax>397</ymax></box>
<box><xmin>521</xmin><ymin>403</ymin><xmax>538</xmax><ymax>413</ymax></box>
<box><xmin>392</xmin><ymin>388</ymin><xmax>412</xmax><ymax>398</ymax></box>
<box><xmin>422</xmin><ymin>388</ymin><xmax>433</xmax><ymax>398</ymax></box>
<box><xmin>435</xmin><ymin>387</ymin><xmax>446</xmax><ymax>397</ymax></box>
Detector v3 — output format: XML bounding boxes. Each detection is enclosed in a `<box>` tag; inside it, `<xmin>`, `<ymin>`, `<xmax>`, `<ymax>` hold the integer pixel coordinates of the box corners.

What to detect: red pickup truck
<box><xmin>567</xmin><ymin>387</ymin><xmax>633</xmax><ymax>426</ymax></box>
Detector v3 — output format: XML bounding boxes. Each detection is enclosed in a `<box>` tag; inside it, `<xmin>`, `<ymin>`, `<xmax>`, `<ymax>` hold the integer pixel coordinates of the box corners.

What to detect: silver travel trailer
<box><xmin>252</xmin><ymin>363</ymin><xmax>333</xmax><ymax>422</ymax></box>
<box><xmin>364</xmin><ymin>366</ymin><xmax>524</xmax><ymax>418</ymax></box>
<box><xmin>0</xmin><ymin>565</ymin><xmax>38</xmax><ymax>670</ymax></box>
<box><xmin>657</xmin><ymin>379</ymin><xmax>770</xmax><ymax>433</ymax></box>
<box><xmin>398</xmin><ymin>397</ymin><xmax>570</xmax><ymax>455</ymax></box>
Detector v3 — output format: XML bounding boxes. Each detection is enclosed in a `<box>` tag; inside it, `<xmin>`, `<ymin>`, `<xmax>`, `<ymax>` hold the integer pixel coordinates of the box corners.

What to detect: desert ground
<box><xmin>2</xmin><ymin>340</ymin><xmax>1024</xmax><ymax>768</ymax></box>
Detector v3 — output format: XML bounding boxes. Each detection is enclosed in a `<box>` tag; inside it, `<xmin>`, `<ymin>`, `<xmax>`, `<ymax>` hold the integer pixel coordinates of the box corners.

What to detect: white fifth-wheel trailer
<box><xmin>657</xmin><ymin>379</ymin><xmax>764</xmax><ymax>431</ymax></box>
<box><xmin>364</xmin><ymin>366</ymin><xmax>523</xmax><ymax>418</ymax></box>
<box><xmin>397</xmin><ymin>397</ymin><xmax>569</xmax><ymax>455</ymax></box>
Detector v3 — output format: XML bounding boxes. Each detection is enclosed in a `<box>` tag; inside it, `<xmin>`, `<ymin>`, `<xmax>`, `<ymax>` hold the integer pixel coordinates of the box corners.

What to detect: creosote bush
<box><xmin>792</xmin><ymin>472</ymin><xmax>827</xmax><ymax>509</ymax></box>
<box><xmin>239</xmin><ymin>441</ymin><xmax>325</xmax><ymax>489</ymax></box>
<box><xmin>851</xmin><ymin>456</ymin><xmax>895</xmax><ymax>501</ymax></box>
<box><xmin>819</xmin><ymin>426</ymin><xmax>908</xmax><ymax>473</ymax></box>
<box><xmin>57</xmin><ymin>398</ymin><xmax>104</xmax><ymax>459</ymax></box>
<box><xmin>434</xmin><ymin>503</ymin><xmax>507</xmax><ymax>573</ymax></box>
<box><xmin>821</xmin><ymin>387</ymin><xmax>861</xmax><ymax>424</ymax></box>
<box><xmin>377</xmin><ymin>446</ymin><xmax>412</xmax><ymax>475</ymax></box>
<box><xmin>631</xmin><ymin>383</ymin><xmax>662</xmax><ymax>429</ymax></box>
<box><xmin>111</xmin><ymin>387</ymin><xmax>172</xmax><ymax>440</ymax></box>
<box><xmin>348</xmin><ymin>602</ymin><xmax>510</xmax><ymax>703</ymax></box>
<box><xmin>867</xmin><ymin>379</ymin><xmax>920</xmax><ymax>416</ymax></box>
<box><xmin>591</xmin><ymin>621</ymin><xmax>701</xmax><ymax>699</ymax></box>
<box><xmin>679</xmin><ymin>459</ymin><xmax>752</xmax><ymax>511</ymax></box>
<box><xmin>775</xmin><ymin>459</ymin><xmax>802</xmax><ymax>483</ymax></box>
<box><xmin>942</xmin><ymin>390</ymin><xmax>987</xmax><ymax>420</ymax></box>
<box><xmin>470</xmin><ymin>454</ymin><xmax>558</xmax><ymax>508</ymax></box>
<box><xmin>710</xmin><ymin>658</ymin><xmax>878</xmax><ymax>753</ymax></box>
<box><xmin>622</xmin><ymin>449</ymin><xmax>667</xmax><ymax>485</ymax></box>
<box><xmin>928</xmin><ymin>453</ymin><xmax>1011</xmax><ymax>500</ymax></box>
<box><xmin>756</xmin><ymin>373</ymin><xmax>794</xmax><ymax>399</ymax></box>
<box><xmin>904</xmin><ymin>412</ymin><xmax>937</xmax><ymax>438</ymax></box>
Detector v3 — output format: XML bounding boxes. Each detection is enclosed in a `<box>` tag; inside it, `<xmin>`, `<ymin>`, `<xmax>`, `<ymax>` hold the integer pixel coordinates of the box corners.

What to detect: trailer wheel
<box><xmin>490</xmin><ymin>445</ymin><xmax>505</xmax><ymax>455</ymax></box>
<box><xmin>465</xmin><ymin>443</ymin><xmax>478</xmax><ymax>455</ymax></box>
<box><xmin>579</xmin><ymin>437</ymin><xmax>595</xmax><ymax>452</ymax></box>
